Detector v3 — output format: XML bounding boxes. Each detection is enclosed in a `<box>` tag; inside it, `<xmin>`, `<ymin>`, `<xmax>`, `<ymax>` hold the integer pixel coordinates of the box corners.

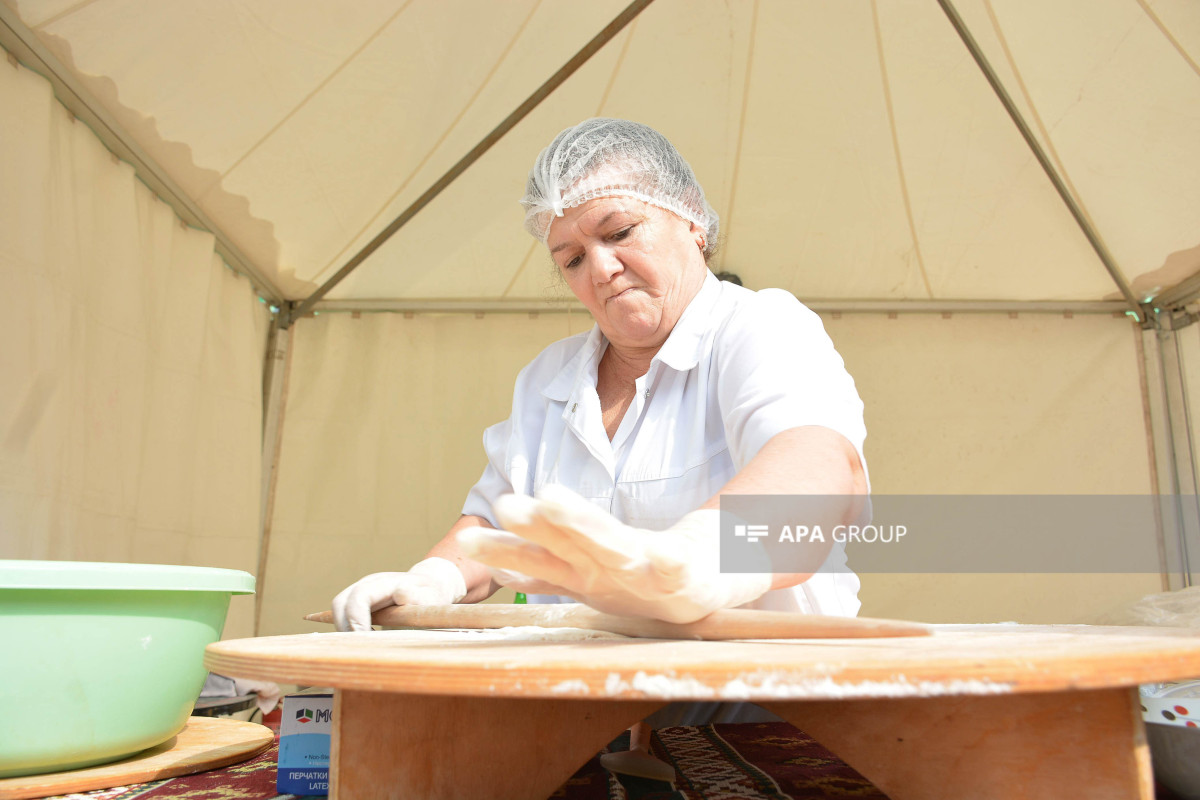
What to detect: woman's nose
<box><xmin>589</xmin><ymin>245</ymin><xmax>622</xmax><ymax>283</ymax></box>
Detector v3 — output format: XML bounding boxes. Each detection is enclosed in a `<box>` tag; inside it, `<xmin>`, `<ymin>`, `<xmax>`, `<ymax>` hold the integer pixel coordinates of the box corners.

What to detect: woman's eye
<box><xmin>564</xmin><ymin>255</ymin><xmax>582</xmax><ymax>269</ymax></box>
<box><xmin>610</xmin><ymin>226</ymin><xmax>634</xmax><ymax>241</ymax></box>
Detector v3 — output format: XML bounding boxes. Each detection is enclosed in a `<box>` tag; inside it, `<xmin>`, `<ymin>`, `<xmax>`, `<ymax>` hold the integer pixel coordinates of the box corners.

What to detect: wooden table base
<box><xmin>331</xmin><ymin>692</ymin><xmax>663</xmax><ymax>800</ymax></box>
<box><xmin>328</xmin><ymin>688</ymin><xmax>1150</xmax><ymax>800</ymax></box>
<box><xmin>766</xmin><ymin>688</ymin><xmax>1152</xmax><ymax>800</ymax></box>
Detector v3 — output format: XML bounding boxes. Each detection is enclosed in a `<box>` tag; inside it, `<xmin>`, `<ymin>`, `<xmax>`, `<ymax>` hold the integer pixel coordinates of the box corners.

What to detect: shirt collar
<box><xmin>542</xmin><ymin>325</ymin><xmax>605</xmax><ymax>402</ymax></box>
<box><xmin>653</xmin><ymin>270</ymin><xmax>721</xmax><ymax>372</ymax></box>
<box><xmin>540</xmin><ymin>270</ymin><xmax>721</xmax><ymax>401</ymax></box>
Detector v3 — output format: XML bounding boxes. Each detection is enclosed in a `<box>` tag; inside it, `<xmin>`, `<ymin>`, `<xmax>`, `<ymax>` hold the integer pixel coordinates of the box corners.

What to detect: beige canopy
<box><xmin>2</xmin><ymin>0</ymin><xmax>1198</xmax><ymax>637</ymax></box>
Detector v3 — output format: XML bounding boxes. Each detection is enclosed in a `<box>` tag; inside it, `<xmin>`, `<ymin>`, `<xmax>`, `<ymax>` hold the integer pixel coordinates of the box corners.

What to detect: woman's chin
<box><xmin>604</xmin><ymin>319</ymin><xmax>665</xmax><ymax>349</ymax></box>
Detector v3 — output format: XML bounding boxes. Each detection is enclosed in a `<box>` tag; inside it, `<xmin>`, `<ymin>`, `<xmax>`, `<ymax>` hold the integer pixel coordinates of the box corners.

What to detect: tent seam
<box><xmin>215</xmin><ymin>0</ymin><xmax>416</xmax><ymax>188</ymax></box>
<box><xmin>595</xmin><ymin>21</ymin><xmax>638</xmax><ymax>114</ymax></box>
<box><xmin>721</xmin><ymin>0</ymin><xmax>758</xmax><ymax>271</ymax></box>
<box><xmin>981</xmin><ymin>0</ymin><xmax>1100</xmax><ymax>235</ymax></box>
<box><xmin>308</xmin><ymin>0</ymin><xmax>545</xmax><ymax>287</ymax></box>
<box><xmin>869</xmin><ymin>0</ymin><xmax>933</xmax><ymax>300</ymax></box>
<box><xmin>1134</xmin><ymin>0</ymin><xmax>1200</xmax><ymax>79</ymax></box>
<box><xmin>501</xmin><ymin>240</ymin><xmax>547</xmax><ymax>299</ymax></box>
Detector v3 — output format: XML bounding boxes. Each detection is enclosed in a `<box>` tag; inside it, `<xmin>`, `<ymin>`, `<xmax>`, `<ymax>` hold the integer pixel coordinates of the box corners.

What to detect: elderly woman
<box><xmin>333</xmin><ymin>118</ymin><xmax>867</xmax><ymax>643</ymax></box>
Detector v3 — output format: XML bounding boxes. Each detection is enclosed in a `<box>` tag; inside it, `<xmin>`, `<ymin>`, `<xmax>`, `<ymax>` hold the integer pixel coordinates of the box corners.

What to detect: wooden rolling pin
<box><xmin>304</xmin><ymin>603</ymin><xmax>929</xmax><ymax>640</ymax></box>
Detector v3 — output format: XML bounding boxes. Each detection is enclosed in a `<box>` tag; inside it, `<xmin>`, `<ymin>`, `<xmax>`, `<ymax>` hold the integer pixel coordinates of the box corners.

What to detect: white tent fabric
<box><xmin>259</xmin><ymin>311</ymin><xmax>594</xmax><ymax>634</ymax></box>
<box><xmin>260</xmin><ymin>308</ymin><xmax>1161</xmax><ymax>633</ymax></box>
<box><xmin>4</xmin><ymin>0</ymin><xmax>1197</xmax><ymax>304</ymax></box>
<box><xmin>0</xmin><ymin>59</ymin><xmax>270</xmax><ymax>639</ymax></box>
<box><xmin>2</xmin><ymin>0</ymin><xmax>1199</xmax><ymax>634</ymax></box>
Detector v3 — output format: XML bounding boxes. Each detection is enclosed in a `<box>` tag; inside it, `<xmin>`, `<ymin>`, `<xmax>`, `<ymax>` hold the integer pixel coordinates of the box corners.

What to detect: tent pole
<box><xmin>934</xmin><ymin>0</ymin><xmax>1149</xmax><ymax>325</ymax></box>
<box><xmin>1153</xmin><ymin>274</ymin><xmax>1200</xmax><ymax>312</ymax></box>
<box><xmin>1134</xmin><ymin>325</ymin><xmax>1171</xmax><ymax>592</ymax></box>
<box><xmin>282</xmin><ymin>0</ymin><xmax>657</xmax><ymax>328</ymax></box>
<box><xmin>255</xmin><ymin>313</ymin><xmax>293</xmax><ymax>635</ymax></box>
<box><xmin>1147</xmin><ymin>314</ymin><xmax>1200</xmax><ymax>589</ymax></box>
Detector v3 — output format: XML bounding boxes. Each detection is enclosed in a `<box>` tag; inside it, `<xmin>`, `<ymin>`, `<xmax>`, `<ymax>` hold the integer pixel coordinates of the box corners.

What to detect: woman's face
<box><xmin>546</xmin><ymin>197</ymin><xmax>707</xmax><ymax>352</ymax></box>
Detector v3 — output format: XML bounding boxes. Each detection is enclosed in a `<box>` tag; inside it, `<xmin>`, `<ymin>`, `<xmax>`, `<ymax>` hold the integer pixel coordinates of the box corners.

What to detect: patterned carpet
<box><xmin>557</xmin><ymin>723</ymin><xmax>888</xmax><ymax>800</ymax></box>
<box><xmin>38</xmin><ymin>721</ymin><xmax>887</xmax><ymax>800</ymax></box>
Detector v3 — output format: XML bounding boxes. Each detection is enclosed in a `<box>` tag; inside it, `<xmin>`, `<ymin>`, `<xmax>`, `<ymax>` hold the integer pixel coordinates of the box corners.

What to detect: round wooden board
<box><xmin>0</xmin><ymin>716</ymin><xmax>273</xmax><ymax>800</ymax></box>
<box><xmin>205</xmin><ymin>623</ymin><xmax>1200</xmax><ymax>701</ymax></box>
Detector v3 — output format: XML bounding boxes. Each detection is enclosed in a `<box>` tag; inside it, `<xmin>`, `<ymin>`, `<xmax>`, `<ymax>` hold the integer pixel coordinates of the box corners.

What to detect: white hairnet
<box><xmin>521</xmin><ymin>118</ymin><xmax>718</xmax><ymax>256</ymax></box>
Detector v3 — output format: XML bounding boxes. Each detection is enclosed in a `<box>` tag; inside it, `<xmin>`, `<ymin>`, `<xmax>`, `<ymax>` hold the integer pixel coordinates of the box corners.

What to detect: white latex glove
<box><xmin>456</xmin><ymin>485</ymin><xmax>772</xmax><ymax>624</ymax></box>
<box><xmin>331</xmin><ymin>557</ymin><xmax>467</xmax><ymax>632</ymax></box>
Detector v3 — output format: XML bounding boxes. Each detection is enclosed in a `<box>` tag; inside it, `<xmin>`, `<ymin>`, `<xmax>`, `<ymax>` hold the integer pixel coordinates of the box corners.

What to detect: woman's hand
<box><xmin>456</xmin><ymin>485</ymin><xmax>773</xmax><ymax>623</ymax></box>
<box><xmin>331</xmin><ymin>558</ymin><xmax>467</xmax><ymax>632</ymax></box>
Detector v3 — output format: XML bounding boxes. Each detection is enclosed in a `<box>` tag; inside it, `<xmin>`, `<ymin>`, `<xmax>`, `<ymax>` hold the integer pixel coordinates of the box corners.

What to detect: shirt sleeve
<box><xmin>460</xmin><ymin>347</ymin><xmax>552</xmax><ymax>525</ymax></box>
<box><xmin>714</xmin><ymin>288</ymin><xmax>867</xmax><ymax>474</ymax></box>
<box><xmin>460</xmin><ymin>417</ymin><xmax>514</xmax><ymax>528</ymax></box>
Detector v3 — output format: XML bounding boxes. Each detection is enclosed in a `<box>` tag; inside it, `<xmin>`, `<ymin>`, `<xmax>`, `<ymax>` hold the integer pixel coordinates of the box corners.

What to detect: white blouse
<box><xmin>463</xmin><ymin>271</ymin><xmax>867</xmax><ymax>616</ymax></box>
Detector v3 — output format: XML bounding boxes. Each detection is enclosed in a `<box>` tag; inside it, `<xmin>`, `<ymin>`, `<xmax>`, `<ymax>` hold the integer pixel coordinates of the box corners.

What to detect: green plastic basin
<box><xmin>0</xmin><ymin>560</ymin><xmax>254</xmax><ymax>778</ymax></box>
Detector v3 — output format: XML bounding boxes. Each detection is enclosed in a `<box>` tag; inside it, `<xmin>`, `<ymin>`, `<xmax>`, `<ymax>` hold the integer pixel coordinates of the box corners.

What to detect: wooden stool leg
<box><xmin>764</xmin><ymin>687</ymin><xmax>1152</xmax><ymax>800</ymax></box>
<box><xmin>330</xmin><ymin>691</ymin><xmax>663</xmax><ymax>800</ymax></box>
